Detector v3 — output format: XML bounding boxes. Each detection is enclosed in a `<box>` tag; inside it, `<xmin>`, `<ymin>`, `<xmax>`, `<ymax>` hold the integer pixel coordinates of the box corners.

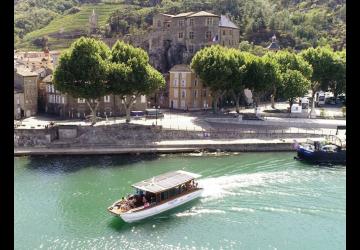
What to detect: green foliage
<box><xmin>300</xmin><ymin>46</ymin><xmax>339</xmax><ymax>92</ymax></box>
<box><xmin>108</xmin><ymin>40</ymin><xmax>165</xmax><ymax>121</ymax></box>
<box><xmin>53</xmin><ymin>37</ymin><xmax>111</xmax><ymax>100</ymax></box>
<box><xmin>278</xmin><ymin>69</ymin><xmax>311</xmax><ymax>108</ymax></box>
<box><xmin>191</xmin><ymin>45</ymin><xmax>234</xmax><ymax>112</ymax></box>
<box><xmin>15</xmin><ymin>0</ymin><xmax>346</xmax><ymax>51</ymax></box>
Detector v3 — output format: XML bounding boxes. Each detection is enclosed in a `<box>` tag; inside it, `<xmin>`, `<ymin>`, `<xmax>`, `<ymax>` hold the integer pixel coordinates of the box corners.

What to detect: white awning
<box><xmin>131</xmin><ymin>170</ymin><xmax>201</xmax><ymax>193</ymax></box>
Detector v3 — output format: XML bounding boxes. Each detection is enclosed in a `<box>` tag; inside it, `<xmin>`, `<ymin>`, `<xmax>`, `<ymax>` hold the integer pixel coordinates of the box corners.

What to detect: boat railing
<box><xmin>325</xmin><ymin>134</ymin><xmax>346</xmax><ymax>148</ymax></box>
<box><xmin>128</xmin><ymin>187</ymin><xmax>202</xmax><ymax>213</ymax></box>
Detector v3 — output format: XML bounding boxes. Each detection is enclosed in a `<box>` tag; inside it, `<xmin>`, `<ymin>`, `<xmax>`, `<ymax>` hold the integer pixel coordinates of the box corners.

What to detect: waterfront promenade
<box><xmin>14</xmin><ymin>137</ymin><xmax>323</xmax><ymax>156</ymax></box>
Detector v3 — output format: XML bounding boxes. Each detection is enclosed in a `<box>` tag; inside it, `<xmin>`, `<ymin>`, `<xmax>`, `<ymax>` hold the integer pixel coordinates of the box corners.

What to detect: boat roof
<box><xmin>131</xmin><ymin>170</ymin><xmax>201</xmax><ymax>193</ymax></box>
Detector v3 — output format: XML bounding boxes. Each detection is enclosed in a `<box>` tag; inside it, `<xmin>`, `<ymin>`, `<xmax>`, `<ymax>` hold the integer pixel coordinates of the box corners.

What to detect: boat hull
<box><xmin>119</xmin><ymin>189</ymin><xmax>203</xmax><ymax>223</ymax></box>
<box><xmin>296</xmin><ymin>146</ymin><xmax>346</xmax><ymax>165</ymax></box>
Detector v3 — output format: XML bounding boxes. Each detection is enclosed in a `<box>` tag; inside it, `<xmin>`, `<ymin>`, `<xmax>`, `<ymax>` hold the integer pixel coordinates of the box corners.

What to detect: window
<box><xmin>104</xmin><ymin>95</ymin><xmax>111</xmax><ymax>103</ymax></box>
<box><xmin>189</xmin><ymin>19</ymin><xmax>194</xmax><ymax>26</ymax></box>
<box><xmin>181</xmin><ymin>90</ymin><xmax>186</xmax><ymax>98</ymax></box>
<box><xmin>181</xmin><ymin>79</ymin><xmax>186</xmax><ymax>87</ymax></box>
<box><xmin>62</xmin><ymin>96</ymin><xmax>65</xmax><ymax>104</ymax></box>
<box><xmin>203</xmin><ymin>90</ymin><xmax>207</xmax><ymax>97</ymax></box>
<box><xmin>141</xmin><ymin>95</ymin><xmax>146</xmax><ymax>103</ymax></box>
<box><xmin>52</xmin><ymin>85</ymin><xmax>55</xmax><ymax>93</ymax></box>
<box><xmin>56</xmin><ymin>95</ymin><xmax>60</xmax><ymax>103</ymax></box>
<box><xmin>78</xmin><ymin>98</ymin><xmax>85</xmax><ymax>103</ymax></box>
<box><xmin>206</xmin><ymin>18</ymin><xmax>212</xmax><ymax>25</ymax></box>
<box><xmin>179</xmin><ymin>32</ymin><xmax>183</xmax><ymax>39</ymax></box>
<box><xmin>189</xmin><ymin>32</ymin><xmax>194</xmax><ymax>39</ymax></box>
<box><xmin>206</xmin><ymin>31</ymin><xmax>212</xmax><ymax>40</ymax></box>
<box><xmin>194</xmin><ymin>90</ymin><xmax>198</xmax><ymax>98</ymax></box>
<box><xmin>174</xmin><ymin>89</ymin><xmax>178</xmax><ymax>97</ymax></box>
<box><xmin>194</xmin><ymin>79</ymin><xmax>197</xmax><ymax>86</ymax></box>
<box><xmin>167</xmin><ymin>23</ymin><xmax>170</xmax><ymax>28</ymax></box>
<box><xmin>223</xmin><ymin>30</ymin><xmax>226</xmax><ymax>35</ymax></box>
<box><xmin>188</xmin><ymin>45</ymin><xmax>194</xmax><ymax>53</ymax></box>
<box><xmin>179</xmin><ymin>20</ymin><xmax>184</xmax><ymax>27</ymax></box>
<box><xmin>173</xmin><ymin>79</ymin><xmax>178</xmax><ymax>87</ymax></box>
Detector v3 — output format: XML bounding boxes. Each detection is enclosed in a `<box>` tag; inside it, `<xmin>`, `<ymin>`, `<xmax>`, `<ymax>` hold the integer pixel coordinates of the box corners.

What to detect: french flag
<box><xmin>212</xmin><ymin>35</ymin><xmax>218</xmax><ymax>42</ymax></box>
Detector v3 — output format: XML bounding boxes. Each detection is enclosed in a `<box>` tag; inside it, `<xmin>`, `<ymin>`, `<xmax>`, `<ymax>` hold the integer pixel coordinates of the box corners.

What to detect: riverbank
<box><xmin>14</xmin><ymin>137</ymin><xmax>323</xmax><ymax>156</ymax></box>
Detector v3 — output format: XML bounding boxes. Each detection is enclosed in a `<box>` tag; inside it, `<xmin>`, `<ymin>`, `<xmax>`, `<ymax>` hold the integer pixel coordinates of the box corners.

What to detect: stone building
<box><xmin>89</xmin><ymin>9</ymin><xmax>98</xmax><ymax>34</ymax></box>
<box><xmin>44</xmin><ymin>80</ymin><xmax>148</xmax><ymax>118</ymax></box>
<box><xmin>267</xmin><ymin>34</ymin><xmax>280</xmax><ymax>51</ymax></box>
<box><xmin>14</xmin><ymin>67</ymin><xmax>38</xmax><ymax>119</ymax></box>
<box><xmin>168</xmin><ymin>64</ymin><xmax>212</xmax><ymax>110</ymax></box>
<box><xmin>149</xmin><ymin>11</ymin><xmax>240</xmax><ymax>73</ymax></box>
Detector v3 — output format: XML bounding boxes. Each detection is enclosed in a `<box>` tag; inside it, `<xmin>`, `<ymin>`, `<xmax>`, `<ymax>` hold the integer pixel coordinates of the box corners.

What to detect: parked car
<box><xmin>325</xmin><ymin>97</ymin><xmax>336</xmax><ymax>105</ymax></box>
<box><xmin>130</xmin><ymin>111</ymin><xmax>145</xmax><ymax>119</ymax></box>
<box><xmin>145</xmin><ymin>109</ymin><xmax>164</xmax><ymax>119</ymax></box>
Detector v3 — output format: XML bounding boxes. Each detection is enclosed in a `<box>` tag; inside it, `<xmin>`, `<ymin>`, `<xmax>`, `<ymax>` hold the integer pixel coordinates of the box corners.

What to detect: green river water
<box><xmin>14</xmin><ymin>152</ymin><xmax>345</xmax><ymax>250</ymax></box>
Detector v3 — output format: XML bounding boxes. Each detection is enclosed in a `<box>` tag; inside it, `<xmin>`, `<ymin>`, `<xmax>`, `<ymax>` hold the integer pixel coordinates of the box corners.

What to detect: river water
<box><xmin>14</xmin><ymin>153</ymin><xmax>345</xmax><ymax>250</ymax></box>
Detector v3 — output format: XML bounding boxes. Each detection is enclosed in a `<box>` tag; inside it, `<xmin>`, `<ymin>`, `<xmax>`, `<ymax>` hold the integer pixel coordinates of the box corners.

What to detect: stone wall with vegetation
<box><xmin>14</xmin><ymin>124</ymin><xmax>319</xmax><ymax>148</ymax></box>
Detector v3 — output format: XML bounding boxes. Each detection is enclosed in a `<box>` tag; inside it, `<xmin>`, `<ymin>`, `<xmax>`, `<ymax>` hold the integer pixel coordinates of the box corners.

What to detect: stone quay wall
<box><xmin>14</xmin><ymin>124</ymin><xmax>321</xmax><ymax>148</ymax></box>
<box><xmin>14</xmin><ymin>127</ymin><xmax>58</xmax><ymax>147</ymax></box>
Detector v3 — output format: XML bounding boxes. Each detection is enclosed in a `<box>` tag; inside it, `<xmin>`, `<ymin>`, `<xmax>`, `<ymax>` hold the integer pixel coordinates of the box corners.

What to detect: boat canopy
<box><xmin>131</xmin><ymin>170</ymin><xmax>201</xmax><ymax>193</ymax></box>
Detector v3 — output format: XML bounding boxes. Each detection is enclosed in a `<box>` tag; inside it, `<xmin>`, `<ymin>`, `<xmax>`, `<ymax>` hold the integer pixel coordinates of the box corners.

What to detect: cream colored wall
<box><xmin>169</xmin><ymin>69</ymin><xmax>212</xmax><ymax>110</ymax></box>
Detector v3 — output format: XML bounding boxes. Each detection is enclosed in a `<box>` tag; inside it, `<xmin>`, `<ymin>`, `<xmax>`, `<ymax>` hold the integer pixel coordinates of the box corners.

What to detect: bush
<box><xmin>320</xmin><ymin>108</ymin><xmax>326</xmax><ymax>117</ymax></box>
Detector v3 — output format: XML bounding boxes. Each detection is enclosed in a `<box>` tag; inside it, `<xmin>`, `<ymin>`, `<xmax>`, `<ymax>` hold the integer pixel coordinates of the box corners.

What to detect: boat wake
<box><xmin>175</xmin><ymin>208</ymin><xmax>226</xmax><ymax>217</ymax></box>
<box><xmin>198</xmin><ymin>170</ymin><xmax>313</xmax><ymax>202</ymax></box>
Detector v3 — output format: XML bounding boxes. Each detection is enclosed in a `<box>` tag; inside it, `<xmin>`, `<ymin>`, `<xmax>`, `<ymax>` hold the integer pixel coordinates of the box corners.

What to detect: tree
<box><xmin>266</xmin><ymin>50</ymin><xmax>312</xmax><ymax>108</ymax></box>
<box><xmin>300</xmin><ymin>46</ymin><xmax>338</xmax><ymax>116</ymax></box>
<box><xmin>227</xmin><ymin>49</ymin><xmax>247</xmax><ymax>113</ymax></box>
<box><xmin>243</xmin><ymin>53</ymin><xmax>280</xmax><ymax>111</ymax></box>
<box><xmin>108</xmin><ymin>41</ymin><xmax>165</xmax><ymax>122</ymax></box>
<box><xmin>279</xmin><ymin>70</ymin><xmax>311</xmax><ymax>110</ymax></box>
<box><xmin>53</xmin><ymin>37</ymin><xmax>111</xmax><ymax>124</ymax></box>
<box><xmin>191</xmin><ymin>45</ymin><xmax>232</xmax><ymax>113</ymax></box>
<box><xmin>329</xmin><ymin>50</ymin><xmax>346</xmax><ymax>99</ymax></box>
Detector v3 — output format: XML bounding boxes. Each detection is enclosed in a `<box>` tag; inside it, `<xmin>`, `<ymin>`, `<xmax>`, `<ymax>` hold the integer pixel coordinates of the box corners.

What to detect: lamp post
<box><xmin>155</xmin><ymin>94</ymin><xmax>157</xmax><ymax>126</ymax></box>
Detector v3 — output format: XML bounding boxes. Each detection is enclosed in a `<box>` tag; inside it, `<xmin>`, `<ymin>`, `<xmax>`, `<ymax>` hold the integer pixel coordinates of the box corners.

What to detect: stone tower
<box><xmin>267</xmin><ymin>34</ymin><xmax>280</xmax><ymax>51</ymax></box>
<box><xmin>89</xmin><ymin>9</ymin><xmax>98</xmax><ymax>34</ymax></box>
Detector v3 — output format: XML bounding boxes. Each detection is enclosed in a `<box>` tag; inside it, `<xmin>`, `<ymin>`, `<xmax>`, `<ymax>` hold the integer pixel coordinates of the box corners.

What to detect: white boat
<box><xmin>107</xmin><ymin>170</ymin><xmax>203</xmax><ymax>223</ymax></box>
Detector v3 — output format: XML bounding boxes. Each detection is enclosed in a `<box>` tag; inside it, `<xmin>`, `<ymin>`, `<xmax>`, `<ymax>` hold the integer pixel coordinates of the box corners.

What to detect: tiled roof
<box><xmin>169</xmin><ymin>64</ymin><xmax>192</xmax><ymax>72</ymax></box>
<box><xmin>188</xmin><ymin>11</ymin><xmax>218</xmax><ymax>17</ymax></box>
<box><xmin>42</xmin><ymin>74</ymin><xmax>53</xmax><ymax>83</ymax></box>
<box><xmin>15</xmin><ymin>67</ymin><xmax>38</xmax><ymax>77</ymax></box>
<box><xmin>173</xmin><ymin>12</ymin><xmax>195</xmax><ymax>18</ymax></box>
<box><xmin>219</xmin><ymin>15</ymin><xmax>239</xmax><ymax>29</ymax></box>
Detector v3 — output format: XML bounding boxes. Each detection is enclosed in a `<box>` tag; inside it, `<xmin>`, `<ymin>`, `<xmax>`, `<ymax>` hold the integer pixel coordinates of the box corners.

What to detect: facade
<box><xmin>150</xmin><ymin>11</ymin><xmax>240</xmax><ymax>54</ymax></box>
<box><xmin>44</xmin><ymin>80</ymin><xmax>148</xmax><ymax>118</ymax></box>
<box><xmin>14</xmin><ymin>67</ymin><xmax>38</xmax><ymax>119</ymax></box>
<box><xmin>168</xmin><ymin>64</ymin><xmax>212</xmax><ymax>110</ymax></box>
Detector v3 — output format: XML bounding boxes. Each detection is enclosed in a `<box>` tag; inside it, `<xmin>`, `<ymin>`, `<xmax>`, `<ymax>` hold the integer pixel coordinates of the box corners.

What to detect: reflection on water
<box><xmin>15</xmin><ymin>153</ymin><xmax>345</xmax><ymax>250</ymax></box>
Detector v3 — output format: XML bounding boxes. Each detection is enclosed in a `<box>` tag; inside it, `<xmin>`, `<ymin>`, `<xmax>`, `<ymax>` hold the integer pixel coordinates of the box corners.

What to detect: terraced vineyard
<box><xmin>16</xmin><ymin>3</ymin><xmax>123</xmax><ymax>51</ymax></box>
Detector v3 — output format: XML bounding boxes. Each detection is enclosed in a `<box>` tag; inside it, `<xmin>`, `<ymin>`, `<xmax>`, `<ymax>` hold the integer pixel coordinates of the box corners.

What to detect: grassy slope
<box><xmin>16</xmin><ymin>3</ymin><xmax>123</xmax><ymax>51</ymax></box>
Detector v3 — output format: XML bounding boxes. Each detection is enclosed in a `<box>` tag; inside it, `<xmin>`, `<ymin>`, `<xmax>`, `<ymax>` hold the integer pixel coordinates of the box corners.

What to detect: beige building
<box><xmin>150</xmin><ymin>11</ymin><xmax>240</xmax><ymax>62</ymax></box>
<box><xmin>168</xmin><ymin>64</ymin><xmax>212</xmax><ymax>110</ymax></box>
<box><xmin>14</xmin><ymin>67</ymin><xmax>38</xmax><ymax>119</ymax></box>
<box><xmin>44</xmin><ymin>79</ymin><xmax>148</xmax><ymax>118</ymax></box>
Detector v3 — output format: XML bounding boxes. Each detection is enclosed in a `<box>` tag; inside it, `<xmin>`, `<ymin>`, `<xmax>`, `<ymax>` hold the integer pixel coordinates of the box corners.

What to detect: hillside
<box><xmin>15</xmin><ymin>0</ymin><xmax>346</xmax><ymax>51</ymax></box>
